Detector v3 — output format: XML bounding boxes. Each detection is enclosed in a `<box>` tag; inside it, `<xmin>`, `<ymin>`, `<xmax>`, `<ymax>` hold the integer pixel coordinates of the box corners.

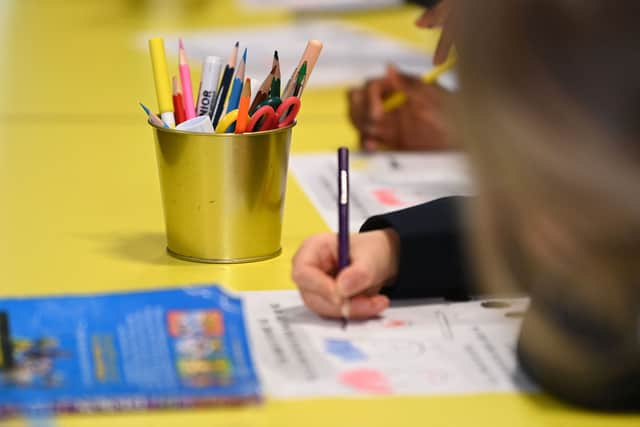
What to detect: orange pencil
<box><xmin>235</xmin><ymin>78</ymin><xmax>252</xmax><ymax>134</ymax></box>
<box><xmin>172</xmin><ymin>76</ymin><xmax>187</xmax><ymax>125</ymax></box>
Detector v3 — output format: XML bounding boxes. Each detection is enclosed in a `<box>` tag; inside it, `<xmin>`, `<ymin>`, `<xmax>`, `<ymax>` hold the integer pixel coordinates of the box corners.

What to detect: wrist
<box><xmin>380</xmin><ymin>228</ymin><xmax>401</xmax><ymax>283</ymax></box>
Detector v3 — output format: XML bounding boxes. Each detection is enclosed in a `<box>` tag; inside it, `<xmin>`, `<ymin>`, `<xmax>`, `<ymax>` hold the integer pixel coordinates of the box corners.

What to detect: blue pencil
<box><xmin>211</xmin><ymin>42</ymin><xmax>239</xmax><ymax>128</ymax></box>
<box><xmin>225</xmin><ymin>48</ymin><xmax>247</xmax><ymax>131</ymax></box>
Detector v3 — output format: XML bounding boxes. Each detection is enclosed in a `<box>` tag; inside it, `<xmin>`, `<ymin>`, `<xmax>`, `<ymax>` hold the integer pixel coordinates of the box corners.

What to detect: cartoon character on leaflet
<box><xmin>167</xmin><ymin>310</ymin><xmax>232</xmax><ymax>387</ymax></box>
<box><xmin>1</xmin><ymin>337</ymin><xmax>69</xmax><ymax>388</ymax></box>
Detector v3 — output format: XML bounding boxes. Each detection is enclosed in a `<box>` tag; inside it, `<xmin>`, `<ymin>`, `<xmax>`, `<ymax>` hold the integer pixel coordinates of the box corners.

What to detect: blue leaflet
<box><xmin>0</xmin><ymin>285</ymin><xmax>260</xmax><ymax>417</ymax></box>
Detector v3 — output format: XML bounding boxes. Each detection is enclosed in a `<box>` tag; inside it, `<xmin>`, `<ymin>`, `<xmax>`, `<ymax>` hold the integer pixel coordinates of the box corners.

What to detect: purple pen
<box><xmin>338</xmin><ymin>147</ymin><xmax>350</xmax><ymax>270</ymax></box>
<box><xmin>337</xmin><ymin>147</ymin><xmax>350</xmax><ymax>329</ymax></box>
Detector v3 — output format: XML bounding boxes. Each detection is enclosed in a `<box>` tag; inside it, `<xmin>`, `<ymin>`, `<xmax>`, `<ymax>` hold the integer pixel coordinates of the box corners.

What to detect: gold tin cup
<box><xmin>150</xmin><ymin>122</ymin><xmax>294</xmax><ymax>263</ymax></box>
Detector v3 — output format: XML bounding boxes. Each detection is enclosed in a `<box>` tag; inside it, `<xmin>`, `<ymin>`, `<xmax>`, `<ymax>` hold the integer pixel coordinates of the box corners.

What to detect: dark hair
<box><xmin>454</xmin><ymin>0</ymin><xmax>640</xmax><ymax>409</ymax></box>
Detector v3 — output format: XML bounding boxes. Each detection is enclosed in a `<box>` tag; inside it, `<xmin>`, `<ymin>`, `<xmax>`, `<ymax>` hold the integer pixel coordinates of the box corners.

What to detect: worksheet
<box><xmin>243</xmin><ymin>291</ymin><xmax>536</xmax><ymax>398</ymax></box>
<box><xmin>291</xmin><ymin>151</ymin><xmax>473</xmax><ymax>231</ymax></box>
<box><xmin>136</xmin><ymin>20</ymin><xmax>458</xmax><ymax>89</ymax></box>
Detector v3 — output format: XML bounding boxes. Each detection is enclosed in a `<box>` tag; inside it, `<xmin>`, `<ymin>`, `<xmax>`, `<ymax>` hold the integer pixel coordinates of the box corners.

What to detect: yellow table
<box><xmin>0</xmin><ymin>1</ymin><xmax>636</xmax><ymax>425</ymax></box>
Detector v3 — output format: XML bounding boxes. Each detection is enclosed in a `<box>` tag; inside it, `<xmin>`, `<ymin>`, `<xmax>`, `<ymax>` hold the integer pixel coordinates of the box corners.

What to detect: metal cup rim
<box><xmin>148</xmin><ymin>119</ymin><xmax>296</xmax><ymax>137</ymax></box>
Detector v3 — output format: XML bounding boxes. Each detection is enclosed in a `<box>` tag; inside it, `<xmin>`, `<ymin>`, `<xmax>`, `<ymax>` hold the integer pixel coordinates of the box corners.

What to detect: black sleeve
<box><xmin>360</xmin><ymin>196</ymin><xmax>474</xmax><ymax>300</ymax></box>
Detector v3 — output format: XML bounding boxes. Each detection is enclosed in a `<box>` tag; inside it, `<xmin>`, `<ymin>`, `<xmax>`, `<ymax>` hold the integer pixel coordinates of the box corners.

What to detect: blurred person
<box><xmin>348</xmin><ymin>0</ymin><xmax>455</xmax><ymax>151</ymax></box>
<box><xmin>293</xmin><ymin>0</ymin><xmax>640</xmax><ymax>410</ymax></box>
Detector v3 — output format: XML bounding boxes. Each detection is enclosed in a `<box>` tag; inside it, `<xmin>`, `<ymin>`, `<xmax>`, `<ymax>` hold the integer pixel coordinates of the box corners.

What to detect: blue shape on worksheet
<box><xmin>324</xmin><ymin>339</ymin><xmax>367</xmax><ymax>362</ymax></box>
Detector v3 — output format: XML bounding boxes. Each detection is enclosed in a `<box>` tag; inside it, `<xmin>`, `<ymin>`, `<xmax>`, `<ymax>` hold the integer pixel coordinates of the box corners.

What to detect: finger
<box><xmin>303</xmin><ymin>293</ymin><xmax>389</xmax><ymax>320</ymax></box>
<box><xmin>363</xmin><ymin>139</ymin><xmax>380</xmax><ymax>152</ymax></box>
<box><xmin>415</xmin><ymin>2</ymin><xmax>451</xmax><ymax>28</ymax></box>
<box><xmin>366</xmin><ymin>79</ymin><xmax>386</xmax><ymax>121</ymax></box>
<box><xmin>434</xmin><ymin>17</ymin><xmax>455</xmax><ymax>65</ymax></box>
<box><xmin>336</xmin><ymin>261</ymin><xmax>378</xmax><ymax>299</ymax></box>
<box><xmin>347</xmin><ymin>87</ymin><xmax>367</xmax><ymax>131</ymax></box>
<box><xmin>292</xmin><ymin>265</ymin><xmax>341</xmax><ymax>305</ymax></box>
<box><xmin>362</xmin><ymin>123</ymin><xmax>398</xmax><ymax>150</ymax></box>
<box><xmin>345</xmin><ymin>295</ymin><xmax>390</xmax><ymax>320</ymax></box>
<box><xmin>291</xmin><ymin>234</ymin><xmax>336</xmax><ymax>273</ymax></box>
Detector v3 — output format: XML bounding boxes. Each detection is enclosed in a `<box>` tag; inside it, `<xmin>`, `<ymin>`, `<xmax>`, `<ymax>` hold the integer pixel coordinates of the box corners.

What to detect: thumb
<box><xmin>336</xmin><ymin>261</ymin><xmax>378</xmax><ymax>299</ymax></box>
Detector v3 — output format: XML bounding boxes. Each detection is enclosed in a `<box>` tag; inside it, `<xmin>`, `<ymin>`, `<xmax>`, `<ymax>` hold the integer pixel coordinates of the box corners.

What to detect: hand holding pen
<box><xmin>291</xmin><ymin>230</ymin><xmax>398</xmax><ymax>322</ymax></box>
<box><xmin>348</xmin><ymin>64</ymin><xmax>453</xmax><ymax>151</ymax></box>
<box><xmin>291</xmin><ymin>150</ymin><xmax>401</xmax><ymax>323</ymax></box>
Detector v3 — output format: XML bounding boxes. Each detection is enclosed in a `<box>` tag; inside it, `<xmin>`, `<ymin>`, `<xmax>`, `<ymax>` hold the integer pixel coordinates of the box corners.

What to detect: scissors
<box><xmin>246</xmin><ymin>96</ymin><xmax>301</xmax><ymax>133</ymax></box>
<box><xmin>216</xmin><ymin>96</ymin><xmax>301</xmax><ymax>134</ymax></box>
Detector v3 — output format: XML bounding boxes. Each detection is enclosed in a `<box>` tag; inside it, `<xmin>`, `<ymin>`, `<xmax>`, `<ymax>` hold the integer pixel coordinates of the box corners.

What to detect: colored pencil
<box><xmin>211</xmin><ymin>42</ymin><xmax>239</xmax><ymax>128</ymax></box>
<box><xmin>292</xmin><ymin>61</ymin><xmax>307</xmax><ymax>97</ymax></box>
<box><xmin>226</xmin><ymin>48</ymin><xmax>247</xmax><ymax>114</ymax></box>
<box><xmin>178</xmin><ymin>38</ymin><xmax>196</xmax><ymax>119</ymax></box>
<box><xmin>148</xmin><ymin>37</ymin><xmax>175</xmax><ymax>127</ymax></box>
<box><xmin>139</xmin><ymin>102</ymin><xmax>169</xmax><ymax>128</ymax></box>
<box><xmin>235</xmin><ymin>78</ymin><xmax>252</xmax><ymax>134</ymax></box>
<box><xmin>271</xmin><ymin>50</ymin><xmax>281</xmax><ymax>98</ymax></box>
<box><xmin>172</xmin><ymin>76</ymin><xmax>187</xmax><ymax>124</ymax></box>
<box><xmin>283</xmin><ymin>40</ymin><xmax>323</xmax><ymax>99</ymax></box>
<box><xmin>250</xmin><ymin>65</ymin><xmax>275</xmax><ymax>114</ymax></box>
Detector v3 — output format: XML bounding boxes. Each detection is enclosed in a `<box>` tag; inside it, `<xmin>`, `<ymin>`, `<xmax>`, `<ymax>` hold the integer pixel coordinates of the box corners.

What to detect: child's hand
<box><xmin>348</xmin><ymin>65</ymin><xmax>452</xmax><ymax>152</ymax></box>
<box><xmin>291</xmin><ymin>230</ymin><xmax>401</xmax><ymax>319</ymax></box>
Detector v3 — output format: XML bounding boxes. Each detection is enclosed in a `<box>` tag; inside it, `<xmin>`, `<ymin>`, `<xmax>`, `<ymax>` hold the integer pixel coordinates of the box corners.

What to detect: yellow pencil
<box><xmin>382</xmin><ymin>55</ymin><xmax>457</xmax><ymax>113</ymax></box>
<box><xmin>148</xmin><ymin>37</ymin><xmax>175</xmax><ymax>127</ymax></box>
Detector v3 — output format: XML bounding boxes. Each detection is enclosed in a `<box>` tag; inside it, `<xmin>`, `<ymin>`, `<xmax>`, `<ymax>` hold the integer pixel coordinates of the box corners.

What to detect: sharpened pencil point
<box><xmin>235</xmin><ymin>41</ymin><xmax>239</xmax><ymax>47</ymax></box>
<box><xmin>274</xmin><ymin>50</ymin><xmax>279</xmax><ymax>60</ymax></box>
<box><xmin>178</xmin><ymin>37</ymin><xmax>184</xmax><ymax>50</ymax></box>
<box><xmin>242</xmin><ymin>48</ymin><xmax>247</xmax><ymax>62</ymax></box>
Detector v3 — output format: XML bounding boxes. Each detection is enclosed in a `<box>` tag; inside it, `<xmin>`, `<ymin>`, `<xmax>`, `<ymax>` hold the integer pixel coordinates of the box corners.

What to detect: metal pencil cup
<box><xmin>151</xmin><ymin>123</ymin><xmax>294</xmax><ymax>263</ymax></box>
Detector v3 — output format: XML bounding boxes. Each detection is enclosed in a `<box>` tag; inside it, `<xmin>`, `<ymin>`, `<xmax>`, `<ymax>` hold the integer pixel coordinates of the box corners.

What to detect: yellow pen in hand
<box><xmin>382</xmin><ymin>55</ymin><xmax>457</xmax><ymax>112</ymax></box>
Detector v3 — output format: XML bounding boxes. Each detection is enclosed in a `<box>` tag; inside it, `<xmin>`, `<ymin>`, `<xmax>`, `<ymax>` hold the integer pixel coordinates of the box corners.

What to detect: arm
<box><xmin>360</xmin><ymin>196</ymin><xmax>473</xmax><ymax>300</ymax></box>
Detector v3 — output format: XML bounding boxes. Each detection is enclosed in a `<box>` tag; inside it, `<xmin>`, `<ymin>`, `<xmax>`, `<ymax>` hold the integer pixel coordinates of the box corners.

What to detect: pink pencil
<box><xmin>178</xmin><ymin>38</ymin><xmax>196</xmax><ymax>119</ymax></box>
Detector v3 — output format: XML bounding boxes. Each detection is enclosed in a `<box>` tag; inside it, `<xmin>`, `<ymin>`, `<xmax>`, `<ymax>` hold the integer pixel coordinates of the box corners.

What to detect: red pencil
<box><xmin>172</xmin><ymin>76</ymin><xmax>187</xmax><ymax>124</ymax></box>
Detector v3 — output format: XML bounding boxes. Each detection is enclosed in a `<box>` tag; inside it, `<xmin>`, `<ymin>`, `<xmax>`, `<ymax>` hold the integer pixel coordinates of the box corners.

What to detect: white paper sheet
<box><xmin>240</xmin><ymin>0</ymin><xmax>403</xmax><ymax>12</ymax></box>
<box><xmin>136</xmin><ymin>21</ymin><xmax>458</xmax><ymax>90</ymax></box>
<box><xmin>291</xmin><ymin>152</ymin><xmax>474</xmax><ymax>231</ymax></box>
<box><xmin>243</xmin><ymin>291</ymin><xmax>536</xmax><ymax>398</ymax></box>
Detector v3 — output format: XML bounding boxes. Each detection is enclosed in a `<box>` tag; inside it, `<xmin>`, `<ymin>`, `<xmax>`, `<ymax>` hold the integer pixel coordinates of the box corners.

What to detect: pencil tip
<box><xmin>235</xmin><ymin>41</ymin><xmax>239</xmax><ymax>47</ymax></box>
<box><xmin>274</xmin><ymin>50</ymin><xmax>279</xmax><ymax>60</ymax></box>
<box><xmin>179</xmin><ymin>37</ymin><xmax>184</xmax><ymax>49</ymax></box>
<box><xmin>242</xmin><ymin>48</ymin><xmax>247</xmax><ymax>61</ymax></box>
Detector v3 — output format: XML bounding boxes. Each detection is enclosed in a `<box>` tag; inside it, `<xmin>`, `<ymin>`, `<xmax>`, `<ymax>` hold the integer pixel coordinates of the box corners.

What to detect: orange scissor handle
<box><xmin>275</xmin><ymin>96</ymin><xmax>301</xmax><ymax>128</ymax></box>
<box><xmin>246</xmin><ymin>97</ymin><xmax>301</xmax><ymax>133</ymax></box>
<box><xmin>247</xmin><ymin>105</ymin><xmax>278</xmax><ymax>132</ymax></box>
